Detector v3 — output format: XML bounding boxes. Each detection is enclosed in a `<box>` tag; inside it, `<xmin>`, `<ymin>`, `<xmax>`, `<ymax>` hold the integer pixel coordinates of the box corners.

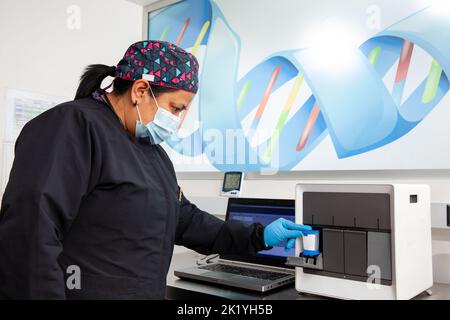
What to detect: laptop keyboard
<box><xmin>199</xmin><ymin>263</ymin><xmax>290</xmax><ymax>281</ymax></box>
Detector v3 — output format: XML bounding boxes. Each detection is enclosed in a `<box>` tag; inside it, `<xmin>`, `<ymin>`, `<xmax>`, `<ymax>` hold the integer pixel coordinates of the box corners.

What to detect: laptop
<box><xmin>174</xmin><ymin>198</ymin><xmax>296</xmax><ymax>292</ymax></box>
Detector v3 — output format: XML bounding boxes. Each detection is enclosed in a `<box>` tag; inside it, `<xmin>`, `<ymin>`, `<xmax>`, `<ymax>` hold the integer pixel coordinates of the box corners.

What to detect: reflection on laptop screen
<box><xmin>227</xmin><ymin>202</ymin><xmax>295</xmax><ymax>259</ymax></box>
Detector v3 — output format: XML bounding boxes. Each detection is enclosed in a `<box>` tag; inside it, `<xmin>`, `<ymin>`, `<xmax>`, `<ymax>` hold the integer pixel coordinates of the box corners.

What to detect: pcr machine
<box><xmin>287</xmin><ymin>183</ymin><xmax>433</xmax><ymax>300</ymax></box>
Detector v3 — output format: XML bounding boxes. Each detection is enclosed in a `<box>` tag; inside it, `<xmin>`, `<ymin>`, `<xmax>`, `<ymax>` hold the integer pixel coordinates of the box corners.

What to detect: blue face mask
<box><xmin>135</xmin><ymin>88</ymin><xmax>180</xmax><ymax>144</ymax></box>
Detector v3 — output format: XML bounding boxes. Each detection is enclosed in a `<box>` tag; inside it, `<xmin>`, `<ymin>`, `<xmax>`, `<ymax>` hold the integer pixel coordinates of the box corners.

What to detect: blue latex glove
<box><xmin>263</xmin><ymin>218</ymin><xmax>312</xmax><ymax>251</ymax></box>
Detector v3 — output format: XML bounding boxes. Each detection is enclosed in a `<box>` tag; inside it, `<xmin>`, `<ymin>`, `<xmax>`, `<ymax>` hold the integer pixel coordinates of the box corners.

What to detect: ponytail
<box><xmin>75</xmin><ymin>64</ymin><xmax>116</xmax><ymax>99</ymax></box>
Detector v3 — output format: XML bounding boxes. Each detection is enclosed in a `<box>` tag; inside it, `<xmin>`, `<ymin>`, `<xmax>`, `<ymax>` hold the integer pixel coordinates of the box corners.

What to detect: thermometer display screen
<box><xmin>223</xmin><ymin>172</ymin><xmax>242</xmax><ymax>192</ymax></box>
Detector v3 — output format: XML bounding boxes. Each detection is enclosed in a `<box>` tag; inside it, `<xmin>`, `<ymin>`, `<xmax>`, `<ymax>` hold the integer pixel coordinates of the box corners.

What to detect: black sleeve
<box><xmin>0</xmin><ymin>104</ymin><xmax>92</xmax><ymax>299</ymax></box>
<box><xmin>175</xmin><ymin>190</ymin><xmax>268</xmax><ymax>255</ymax></box>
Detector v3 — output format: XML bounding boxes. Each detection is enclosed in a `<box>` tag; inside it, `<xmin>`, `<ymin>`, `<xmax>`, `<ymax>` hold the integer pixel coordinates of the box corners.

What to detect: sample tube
<box><xmin>301</xmin><ymin>230</ymin><xmax>320</xmax><ymax>257</ymax></box>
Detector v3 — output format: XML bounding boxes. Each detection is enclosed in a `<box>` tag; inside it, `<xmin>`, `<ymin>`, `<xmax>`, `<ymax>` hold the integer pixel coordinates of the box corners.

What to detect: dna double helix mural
<box><xmin>148</xmin><ymin>0</ymin><xmax>450</xmax><ymax>171</ymax></box>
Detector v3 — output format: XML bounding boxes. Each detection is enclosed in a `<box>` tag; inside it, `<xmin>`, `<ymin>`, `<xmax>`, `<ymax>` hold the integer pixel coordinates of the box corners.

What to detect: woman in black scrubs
<box><xmin>0</xmin><ymin>40</ymin><xmax>311</xmax><ymax>299</ymax></box>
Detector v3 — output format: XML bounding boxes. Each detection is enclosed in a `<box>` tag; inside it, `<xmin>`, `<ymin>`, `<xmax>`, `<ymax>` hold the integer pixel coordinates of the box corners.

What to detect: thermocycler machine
<box><xmin>287</xmin><ymin>183</ymin><xmax>433</xmax><ymax>300</ymax></box>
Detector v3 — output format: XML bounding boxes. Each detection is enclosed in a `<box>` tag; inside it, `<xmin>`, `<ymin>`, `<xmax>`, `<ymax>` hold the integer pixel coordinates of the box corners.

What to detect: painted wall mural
<box><xmin>148</xmin><ymin>0</ymin><xmax>450</xmax><ymax>172</ymax></box>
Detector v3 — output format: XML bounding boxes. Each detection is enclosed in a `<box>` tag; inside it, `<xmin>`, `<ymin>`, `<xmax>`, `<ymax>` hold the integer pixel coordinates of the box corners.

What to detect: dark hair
<box><xmin>75</xmin><ymin>64</ymin><xmax>177</xmax><ymax>100</ymax></box>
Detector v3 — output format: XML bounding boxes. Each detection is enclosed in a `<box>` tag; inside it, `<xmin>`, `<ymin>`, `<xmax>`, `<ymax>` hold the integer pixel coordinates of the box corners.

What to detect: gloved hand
<box><xmin>263</xmin><ymin>218</ymin><xmax>312</xmax><ymax>251</ymax></box>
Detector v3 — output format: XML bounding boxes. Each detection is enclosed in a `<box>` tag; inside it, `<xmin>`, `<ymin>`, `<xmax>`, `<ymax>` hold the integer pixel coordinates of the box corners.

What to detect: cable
<box><xmin>196</xmin><ymin>254</ymin><xmax>219</xmax><ymax>266</ymax></box>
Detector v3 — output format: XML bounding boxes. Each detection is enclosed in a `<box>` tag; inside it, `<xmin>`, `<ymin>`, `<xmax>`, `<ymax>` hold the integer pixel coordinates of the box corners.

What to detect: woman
<box><xmin>0</xmin><ymin>40</ymin><xmax>311</xmax><ymax>299</ymax></box>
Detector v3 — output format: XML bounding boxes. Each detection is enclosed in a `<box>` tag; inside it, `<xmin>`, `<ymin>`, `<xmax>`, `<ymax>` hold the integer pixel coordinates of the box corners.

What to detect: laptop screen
<box><xmin>222</xmin><ymin>198</ymin><xmax>296</xmax><ymax>269</ymax></box>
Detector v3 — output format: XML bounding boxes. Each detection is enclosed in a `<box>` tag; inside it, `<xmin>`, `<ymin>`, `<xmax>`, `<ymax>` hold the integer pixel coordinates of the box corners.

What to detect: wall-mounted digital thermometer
<box><xmin>221</xmin><ymin>172</ymin><xmax>244</xmax><ymax>197</ymax></box>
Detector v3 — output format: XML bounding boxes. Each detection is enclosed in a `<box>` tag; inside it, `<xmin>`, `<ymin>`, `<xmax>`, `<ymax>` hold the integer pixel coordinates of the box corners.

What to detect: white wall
<box><xmin>0</xmin><ymin>0</ymin><xmax>143</xmax><ymax>184</ymax></box>
<box><xmin>0</xmin><ymin>0</ymin><xmax>143</xmax><ymax>101</ymax></box>
<box><xmin>178</xmin><ymin>171</ymin><xmax>450</xmax><ymax>284</ymax></box>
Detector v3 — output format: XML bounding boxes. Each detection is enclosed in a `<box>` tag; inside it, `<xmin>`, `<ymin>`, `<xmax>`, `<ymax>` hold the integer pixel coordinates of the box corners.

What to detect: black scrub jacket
<box><xmin>0</xmin><ymin>93</ymin><xmax>267</xmax><ymax>299</ymax></box>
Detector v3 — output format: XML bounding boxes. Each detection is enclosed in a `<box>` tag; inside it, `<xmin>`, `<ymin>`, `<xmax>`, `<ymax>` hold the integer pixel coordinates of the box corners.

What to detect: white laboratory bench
<box><xmin>166</xmin><ymin>251</ymin><xmax>450</xmax><ymax>300</ymax></box>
